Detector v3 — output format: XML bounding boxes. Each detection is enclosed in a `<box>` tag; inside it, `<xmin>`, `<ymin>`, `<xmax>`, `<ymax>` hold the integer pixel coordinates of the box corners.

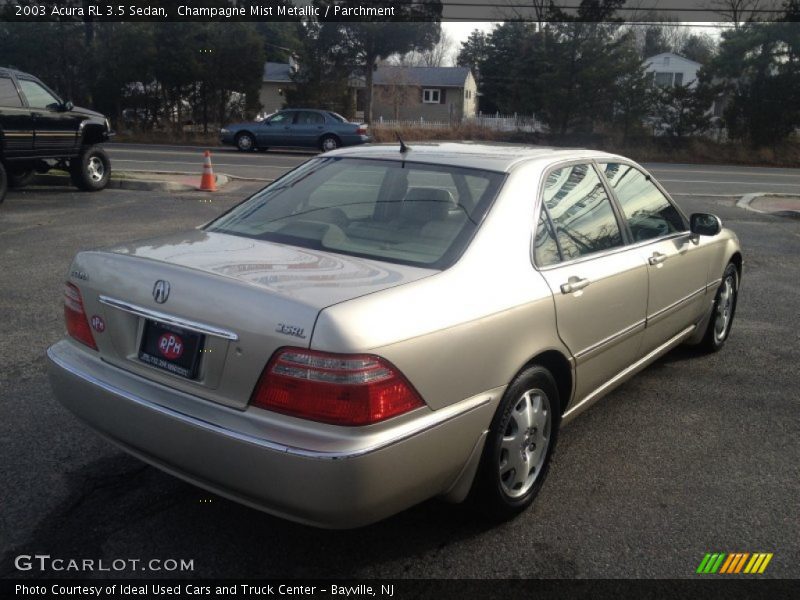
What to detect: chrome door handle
<box><xmin>648</xmin><ymin>252</ymin><xmax>668</xmax><ymax>265</ymax></box>
<box><xmin>560</xmin><ymin>276</ymin><xmax>591</xmax><ymax>294</ymax></box>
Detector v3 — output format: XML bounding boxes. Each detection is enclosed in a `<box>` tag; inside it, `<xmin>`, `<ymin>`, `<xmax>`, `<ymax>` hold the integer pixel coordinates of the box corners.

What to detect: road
<box><xmin>0</xmin><ymin>155</ymin><xmax>799</xmax><ymax>581</ymax></box>
<box><xmin>105</xmin><ymin>143</ymin><xmax>800</xmax><ymax>197</ymax></box>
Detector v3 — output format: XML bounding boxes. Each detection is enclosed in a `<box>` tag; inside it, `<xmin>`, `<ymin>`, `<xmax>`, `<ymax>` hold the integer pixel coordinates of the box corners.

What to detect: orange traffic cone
<box><xmin>200</xmin><ymin>150</ymin><xmax>217</xmax><ymax>192</ymax></box>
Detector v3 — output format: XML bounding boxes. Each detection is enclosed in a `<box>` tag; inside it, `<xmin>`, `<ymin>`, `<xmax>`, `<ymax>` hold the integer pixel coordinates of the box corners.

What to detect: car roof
<box><xmin>325</xmin><ymin>142</ymin><xmax>625</xmax><ymax>173</ymax></box>
<box><xmin>0</xmin><ymin>66</ymin><xmax>36</xmax><ymax>79</ymax></box>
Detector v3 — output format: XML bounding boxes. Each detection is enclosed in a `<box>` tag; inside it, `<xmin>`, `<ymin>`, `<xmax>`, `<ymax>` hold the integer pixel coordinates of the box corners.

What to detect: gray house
<box><xmin>369</xmin><ymin>66</ymin><xmax>478</xmax><ymax>122</ymax></box>
<box><xmin>258</xmin><ymin>61</ymin><xmax>479</xmax><ymax>123</ymax></box>
<box><xmin>258</xmin><ymin>60</ymin><xmax>296</xmax><ymax>115</ymax></box>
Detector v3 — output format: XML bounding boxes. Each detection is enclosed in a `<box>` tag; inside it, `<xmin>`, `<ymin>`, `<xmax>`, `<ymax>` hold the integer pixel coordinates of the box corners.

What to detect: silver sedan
<box><xmin>48</xmin><ymin>143</ymin><xmax>742</xmax><ymax>527</ymax></box>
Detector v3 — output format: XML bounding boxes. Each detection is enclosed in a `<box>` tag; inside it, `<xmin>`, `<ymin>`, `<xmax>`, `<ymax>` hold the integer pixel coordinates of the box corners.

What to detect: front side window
<box><xmin>18</xmin><ymin>79</ymin><xmax>60</xmax><ymax>109</ymax></box>
<box><xmin>206</xmin><ymin>158</ymin><xmax>505</xmax><ymax>268</ymax></box>
<box><xmin>423</xmin><ymin>89</ymin><xmax>441</xmax><ymax>103</ymax></box>
<box><xmin>542</xmin><ymin>163</ymin><xmax>623</xmax><ymax>261</ymax></box>
<box><xmin>0</xmin><ymin>76</ymin><xmax>22</xmax><ymax>107</ymax></box>
<box><xmin>600</xmin><ymin>163</ymin><xmax>686</xmax><ymax>242</ymax></box>
<box><xmin>267</xmin><ymin>111</ymin><xmax>293</xmax><ymax>124</ymax></box>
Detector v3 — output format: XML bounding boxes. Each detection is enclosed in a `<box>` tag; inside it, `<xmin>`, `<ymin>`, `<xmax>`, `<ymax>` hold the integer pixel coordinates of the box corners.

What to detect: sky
<box><xmin>441</xmin><ymin>21</ymin><xmax>495</xmax><ymax>64</ymax></box>
<box><xmin>443</xmin><ymin>21</ymin><xmax>496</xmax><ymax>43</ymax></box>
<box><xmin>440</xmin><ymin>21</ymin><xmax>725</xmax><ymax>65</ymax></box>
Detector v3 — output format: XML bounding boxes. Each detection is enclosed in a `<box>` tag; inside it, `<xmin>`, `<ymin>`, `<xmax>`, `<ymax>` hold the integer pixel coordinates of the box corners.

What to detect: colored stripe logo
<box><xmin>696</xmin><ymin>552</ymin><xmax>773</xmax><ymax>574</ymax></box>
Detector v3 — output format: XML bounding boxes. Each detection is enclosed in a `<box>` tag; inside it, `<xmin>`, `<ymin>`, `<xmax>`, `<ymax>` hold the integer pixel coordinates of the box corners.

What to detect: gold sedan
<box><xmin>48</xmin><ymin>143</ymin><xmax>742</xmax><ymax>527</ymax></box>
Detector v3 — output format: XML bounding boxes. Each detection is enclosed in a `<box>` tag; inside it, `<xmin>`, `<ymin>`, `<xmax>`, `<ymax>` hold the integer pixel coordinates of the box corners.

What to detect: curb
<box><xmin>31</xmin><ymin>172</ymin><xmax>230</xmax><ymax>193</ymax></box>
<box><xmin>737</xmin><ymin>192</ymin><xmax>800</xmax><ymax>219</ymax></box>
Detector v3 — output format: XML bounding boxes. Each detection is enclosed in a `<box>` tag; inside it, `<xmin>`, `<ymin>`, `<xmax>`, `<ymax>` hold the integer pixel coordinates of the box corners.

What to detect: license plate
<box><xmin>138</xmin><ymin>320</ymin><xmax>204</xmax><ymax>379</ymax></box>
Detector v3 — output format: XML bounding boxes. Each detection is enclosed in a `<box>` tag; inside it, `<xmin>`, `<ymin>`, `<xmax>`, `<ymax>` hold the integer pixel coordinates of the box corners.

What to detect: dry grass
<box><xmin>370</xmin><ymin>123</ymin><xmax>510</xmax><ymax>144</ymax></box>
<box><xmin>610</xmin><ymin>139</ymin><xmax>800</xmax><ymax>167</ymax></box>
<box><xmin>117</xmin><ymin>126</ymin><xmax>800</xmax><ymax>167</ymax></box>
<box><xmin>115</xmin><ymin>131</ymin><xmax>222</xmax><ymax>147</ymax></box>
<box><xmin>371</xmin><ymin>124</ymin><xmax>800</xmax><ymax>167</ymax></box>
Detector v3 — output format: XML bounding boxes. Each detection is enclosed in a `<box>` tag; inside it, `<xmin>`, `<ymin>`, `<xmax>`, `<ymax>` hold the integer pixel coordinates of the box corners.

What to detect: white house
<box><xmin>643</xmin><ymin>52</ymin><xmax>703</xmax><ymax>89</ymax></box>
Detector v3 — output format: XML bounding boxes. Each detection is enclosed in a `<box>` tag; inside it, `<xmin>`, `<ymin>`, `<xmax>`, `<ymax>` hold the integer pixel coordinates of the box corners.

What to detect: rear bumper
<box><xmin>47</xmin><ymin>340</ymin><xmax>494</xmax><ymax>528</ymax></box>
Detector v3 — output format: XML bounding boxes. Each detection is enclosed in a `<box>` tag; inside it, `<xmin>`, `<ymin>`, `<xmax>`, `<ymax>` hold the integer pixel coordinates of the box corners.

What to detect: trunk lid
<box><xmin>69</xmin><ymin>230</ymin><xmax>434</xmax><ymax>409</ymax></box>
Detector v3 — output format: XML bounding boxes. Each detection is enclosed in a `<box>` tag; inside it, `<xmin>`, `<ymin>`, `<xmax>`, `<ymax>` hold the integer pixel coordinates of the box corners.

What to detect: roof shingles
<box><xmin>372</xmin><ymin>66</ymin><xmax>471</xmax><ymax>87</ymax></box>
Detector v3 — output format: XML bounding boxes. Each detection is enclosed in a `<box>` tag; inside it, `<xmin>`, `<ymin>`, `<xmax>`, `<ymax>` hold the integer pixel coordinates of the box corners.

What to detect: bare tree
<box><xmin>709</xmin><ymin>0</ymin><xmax>763</xmax><ymax>27</ymax></box>
<box><xmin>373</xmin><ymin>66</ymin><xmax>414</xmax><ymax>120</ymax></box>
<box><xmin>399</xmin><ymin>29</ymin><xmax>455</xmax><ymax>67</ymax></box>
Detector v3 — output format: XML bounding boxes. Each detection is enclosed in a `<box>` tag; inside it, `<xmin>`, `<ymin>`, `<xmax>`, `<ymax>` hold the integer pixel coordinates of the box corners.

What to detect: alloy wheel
<box><xmin>499</xmin><ymin>388</ymin><xmax>551</xmax><ymax>498</ymax></box>
<box><xmin>87</xmin><ymin>156</ymin><xmax>105</xmax><ymax>182</ymax></box>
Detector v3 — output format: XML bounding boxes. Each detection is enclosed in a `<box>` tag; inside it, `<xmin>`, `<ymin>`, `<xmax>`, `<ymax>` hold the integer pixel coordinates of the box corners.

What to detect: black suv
<box><xmin>0</xmin><ymin>67</ymin><xmax>113</xmax><ymax>204</ymax></box>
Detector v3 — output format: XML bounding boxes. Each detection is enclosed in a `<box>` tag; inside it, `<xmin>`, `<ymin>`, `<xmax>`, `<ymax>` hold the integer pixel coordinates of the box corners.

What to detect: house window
<box><xmin>651</xmin><ymin>72</ymin><xmax>685</xmax><ymax>87</ymax></box>
<box><xmin>654</xmin><ymin>72</ymin><xmax>673</xmax><ymax>87</ymax></box>
<box><xmin>423</xmin><ymin>88</ymin><xmax>441</xmax><ymax>103</ymax></box>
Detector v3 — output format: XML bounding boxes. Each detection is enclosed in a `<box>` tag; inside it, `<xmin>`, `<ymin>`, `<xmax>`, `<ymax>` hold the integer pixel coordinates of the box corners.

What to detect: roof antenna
<box><xmin>396</xmin><ymin>132</ymin><xmax>410</xmax><ymax>154</ymax></box>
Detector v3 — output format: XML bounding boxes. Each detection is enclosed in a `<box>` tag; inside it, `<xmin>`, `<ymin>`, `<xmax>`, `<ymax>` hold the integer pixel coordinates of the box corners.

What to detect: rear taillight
<box><xmin>356</xmin><ymin>125</ymin><xmax>368</xmax><ymax>135</ymax></box>
<box><xmin>251</xmin><ymin>348</ymin><xmax>424</xmax><ymax>426</ymax></box>
<box><xmin>64</xmin><ymin>282</ymin><xmax>97</xmax><ymax>350</ymax></box>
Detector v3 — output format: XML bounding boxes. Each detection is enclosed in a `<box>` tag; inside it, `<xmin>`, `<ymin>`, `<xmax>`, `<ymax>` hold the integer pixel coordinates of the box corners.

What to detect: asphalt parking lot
<box><xmin>1</xmin><ymin>173</ymin><xmax>798</xmax><ymax>579</ymax></box>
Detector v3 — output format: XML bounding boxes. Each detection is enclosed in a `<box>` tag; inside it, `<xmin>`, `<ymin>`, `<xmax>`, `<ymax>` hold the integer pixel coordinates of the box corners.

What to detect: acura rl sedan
<box><xmin>47</xmin><ymin>143</ymin><xmax>742</xmax><ymax>528</ymax></box>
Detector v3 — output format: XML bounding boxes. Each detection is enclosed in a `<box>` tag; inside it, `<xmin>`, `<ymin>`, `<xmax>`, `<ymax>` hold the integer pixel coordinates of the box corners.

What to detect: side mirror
<box><xmin>690</xmin><ymin>213</ymin><xmax>722</xmax><ymax>237</ymax></box>
<box><xmin>61</xmin><ymin>100</ymin><xmax>74</xmax><ymax>112</ymax></box>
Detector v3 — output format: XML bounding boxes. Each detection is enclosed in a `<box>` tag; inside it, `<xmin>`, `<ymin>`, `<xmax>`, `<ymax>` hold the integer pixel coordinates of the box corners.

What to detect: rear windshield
<box><xmin>205</xmin><ymin>157</ymin><xmax>505</xmax><ymax>268</ymax></box>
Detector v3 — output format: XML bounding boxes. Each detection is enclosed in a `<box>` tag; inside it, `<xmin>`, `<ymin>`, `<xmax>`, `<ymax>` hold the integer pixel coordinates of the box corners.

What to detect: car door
<box><xmin>291</xmin><ymin>110</ymin><xmax>326</xmax><ymax>147</ymax></box>
<box><xmin>17</xmin><ymin>77</ymin><xmax>79</xmax><ymax>155</ymax></box>
<box><xmin>598</xmin><ymin>162</ymin><xmax>709</xmax><ymax>354</ymax></box>
<box><xmin>258</xmin><ymin>110</ymin><xmax>295</xmax><ymax>147</ymax></box>
<box><xmin>534</xmin><ymin>162</ymin><xmax>649</xmax><ymax>405</ymax></box>
<box><xmin>0</xmin><ymin>72</ymin><xmax>34</xmax><ymax>154</ymax></box>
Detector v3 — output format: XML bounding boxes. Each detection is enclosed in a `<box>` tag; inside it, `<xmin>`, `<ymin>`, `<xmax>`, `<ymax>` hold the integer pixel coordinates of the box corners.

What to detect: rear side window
<box><xmin>0</xmin><ymin>76</ymin><xmax>22</xmax><ymax>107</ymax></box>
<box><xmin>542</xmin><ymin>164</ymin><xmax>623</xmax><ymax>261</ymax></box>
<box><xmin>534</xmin><ymin>211</ymin><xmax>561</xmax><ymax>267</ymax></box>
<box><xmin>206</xmin><ymin>157</ymin><xmax>505</xmax><ymax>269</ymax></box>
<box><xmin>297</xmin><ymin>111</ymin><xmax>324</xmax><ymax>125</ymax></box>
<box><xmin>600</xmin><ymin>163</ymin><xmax>686</xmax><ymax>242</ymax></box>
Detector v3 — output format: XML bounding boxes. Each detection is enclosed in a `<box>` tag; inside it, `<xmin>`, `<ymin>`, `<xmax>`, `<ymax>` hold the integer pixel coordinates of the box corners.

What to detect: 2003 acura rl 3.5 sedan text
<box><xmin>47</xmin><ymin>143</ymin><xmax>742</xmax><ymax>528</ymax></box>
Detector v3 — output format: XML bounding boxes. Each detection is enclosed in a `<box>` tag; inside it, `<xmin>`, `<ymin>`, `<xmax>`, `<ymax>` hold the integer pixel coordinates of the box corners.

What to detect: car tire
<box><xmin>236</xmin><ymin>132</ymin><xmax>255</xmax><ymax>152</ymax></box>
<box><xmin>699</xmin><ymin>262</ymin><xmax>739</xmax><ymax>353</ymax></box>
<box><xmin>8</xmin><ymin>168</ymin><xmax>35</xmax><ymax>188</ymax></box>
<box><xmin>69</xmin><ymin>145</ymin><xmax>111</xmax><ymax>192</ymax></box>
<box><xmin>0</xmin><ymin>161</ymin><xmax>7</xmax><ymax>204</ymax></box>
<box><xmin>320</xmin><ymin>135</ymin><xmax>340</xmax><ymax>152</ymax></box>
<box><xmin>470</xmin><ymin>365</ymin><xmax>560</xmax><ymax>521</ymax></box>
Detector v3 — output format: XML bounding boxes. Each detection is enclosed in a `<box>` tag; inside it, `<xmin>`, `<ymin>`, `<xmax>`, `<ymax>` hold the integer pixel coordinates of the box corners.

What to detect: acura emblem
<box><xmin>153</xmin><ymin>280</ymin><xmax>170</xmax><ymax>304</ymax></box>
